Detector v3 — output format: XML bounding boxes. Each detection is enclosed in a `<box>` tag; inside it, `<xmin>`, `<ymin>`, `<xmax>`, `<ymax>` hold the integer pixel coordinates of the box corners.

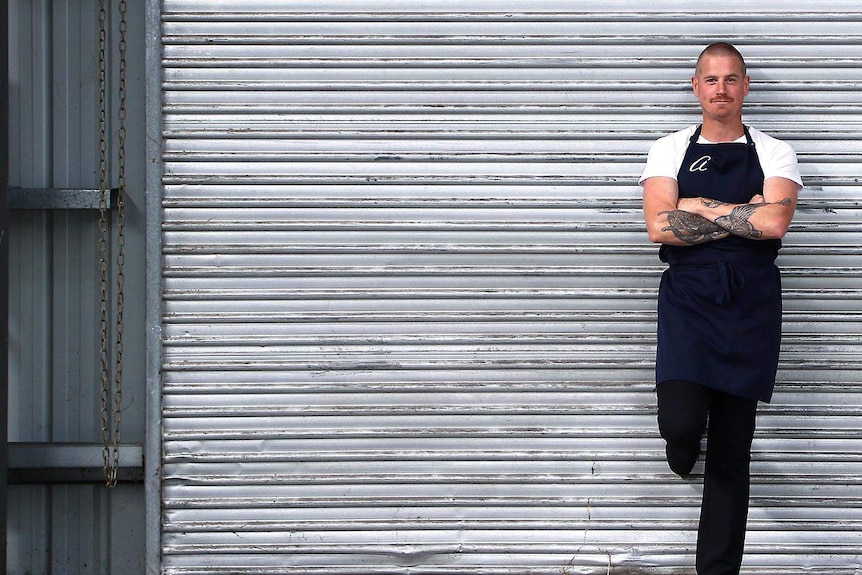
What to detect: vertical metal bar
<box><xmin>1</xmin><ymin>0</ymin><xmax>10</xmax><ymax>570</ymax></box>
<box><xmin>144</xmin><ymin>0</ymin><xmax>163</xmax><ymax>572</ymax></box>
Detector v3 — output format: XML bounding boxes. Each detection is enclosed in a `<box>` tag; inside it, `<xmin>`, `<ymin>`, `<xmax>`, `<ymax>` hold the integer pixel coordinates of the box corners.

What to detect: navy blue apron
<box><xmin>656</xmin><ymin>125</ymin><xmax>782</xmax><ymax>402</ymax></box>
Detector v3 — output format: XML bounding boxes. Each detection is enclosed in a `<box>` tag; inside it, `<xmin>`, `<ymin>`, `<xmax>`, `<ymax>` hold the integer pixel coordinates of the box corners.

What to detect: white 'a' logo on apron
<box><xmin>689</xmin><ymin>155</ymin><xmax>712</xmax><ymax>172</ymax></box>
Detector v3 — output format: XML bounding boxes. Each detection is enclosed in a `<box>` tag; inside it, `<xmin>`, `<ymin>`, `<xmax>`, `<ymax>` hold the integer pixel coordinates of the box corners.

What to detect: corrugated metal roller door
<box><xmin>159</xmin><ymin>2</ymin><xmax>862</xmax><ymax>573</ymax></box>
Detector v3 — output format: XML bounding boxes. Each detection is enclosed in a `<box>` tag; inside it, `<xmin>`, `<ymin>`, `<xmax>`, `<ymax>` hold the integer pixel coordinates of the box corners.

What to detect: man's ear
<box><xmin>691</xmin><ymin>76</ymin><xmax>700</xmax><ymax>97</ymax></box>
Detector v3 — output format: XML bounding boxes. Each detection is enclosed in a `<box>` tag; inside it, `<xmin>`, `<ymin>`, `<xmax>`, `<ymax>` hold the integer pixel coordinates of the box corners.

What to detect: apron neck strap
<box><xmin>689</xmin><ymin>124</ymin><xmax>755</xmax><ymax>147</ymax></box>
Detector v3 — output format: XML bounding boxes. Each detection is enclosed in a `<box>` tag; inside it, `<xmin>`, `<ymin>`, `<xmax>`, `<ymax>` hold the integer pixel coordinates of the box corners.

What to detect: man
<box><xmin>639</xmin><ymin>43</ymin><xmax>803</xmax><ymax>575</ymax></box>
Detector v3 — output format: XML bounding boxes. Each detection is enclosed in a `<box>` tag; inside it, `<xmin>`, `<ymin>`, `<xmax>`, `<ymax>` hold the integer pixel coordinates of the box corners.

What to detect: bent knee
<box><xmin>656</xmin><ymin>380</ymin><xmax>710</xmax><ymax>445</ymax></box>
<box><xmin>658</xmin><ymin>409</ymin><xmax>707</xmax><ymax>446</ymax></box>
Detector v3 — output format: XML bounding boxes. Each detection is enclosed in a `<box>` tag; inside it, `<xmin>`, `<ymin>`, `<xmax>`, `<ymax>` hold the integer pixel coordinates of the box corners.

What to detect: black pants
<box><xmin>656</xmin><ymin>379</ymin><xmax>758</xmax><ymax>575</ymax></box>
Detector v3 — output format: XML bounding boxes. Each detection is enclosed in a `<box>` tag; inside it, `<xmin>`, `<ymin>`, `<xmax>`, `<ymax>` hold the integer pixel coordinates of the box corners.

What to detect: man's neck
<box><xmin>700</xmin><ymin>118</ymin><xmax>745</xmax><ymax>143</ymax></box>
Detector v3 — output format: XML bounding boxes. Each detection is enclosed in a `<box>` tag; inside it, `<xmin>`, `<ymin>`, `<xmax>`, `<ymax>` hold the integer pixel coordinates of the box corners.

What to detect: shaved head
<box><xmin>696</xmin><ymin>42</ymin><xmax>747</xmax><ymax>77</ymax></box>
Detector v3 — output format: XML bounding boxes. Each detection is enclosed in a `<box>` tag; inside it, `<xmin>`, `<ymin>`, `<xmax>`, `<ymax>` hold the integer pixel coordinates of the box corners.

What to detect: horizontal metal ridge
<box><xmin>159</xmin><ymin>494</ymin><xmax>862</xmax><ymax>511</ymax></box>
<box><xmin>160</xmin><ymin>470</ymin><xmax>701</xmax><ymax>481</ymax></box>
<box><xmin>160</xmin><ymin>264</ymin><xmax>663</xmax><ymax>276</ymax></box>
<box><xmin>160</xmin><ymin>243</ymin><xmax>661</xmax><ymax>254</ymax></box>
<box><xmin>160</xmin><ymin>335</ymin><xmax>862</xmax><ymax>350</ymax></box>
<box><xmin>160</xmin><ymin>568</ymin><xmax>862</xmax><ymax>575</ymax></box>
<box><xmin>159</xmin><ymin>265</ymin><xmax>862</xmax><ymax>277</ymax></box>
<box><xmin>159</xmin><ymin>123</ymin><xmax>862</xmax><ymax>137</ymax></box>
<box><xmin>158</xmin><ymin>427</ymin><xmax>862</xmax><ymax>442</ymax></box>
<box><xmin>162</xmin><ymin>103</ymin><xmax>862</xmax><ymax>114</ymax></box>
<box><xmin>160</xmin><ymin>80</ymin><xmax>862</xmax><ymax>93</ymax></box>
<box><xmin>158</xmin><ymin>518</ymin><xmax>862</xmax><ymax>533</ymax></box>
<box><xmin>160</xmin><ymin>402</ymin><xmax>862</xmax><ymax>417</ymax></box>
<box><xmin>158</xmin><ymin>381</ymin><xmax>855</xmax><ymax>394</ymax></box>
<box><xmin>160</xmin><ymin>10</ymin><xmax>862</xmax><ymax>23</ymax></box>
<box><xmin>158</xmin><ymin>174</ymin><xmax>862</xmax><ymax>189</ymax></box>
<box><xmin>163</xmin><ymin>244</ymin><xmax>862</xmax><ymax>258</ymax></box>
<box><xmin>159</xmin><ymin>287</ymin><xmax>862</xmax><ymax>300</ymax></box>
<box><xmin>161</xmin><ymin>354</ymin><xmax>862</xmax><ymax>369</ymax></box>
<box><xmin>162</xmin><ymin>54</ymin><xmax>862</xmax><ymax>65</ymax></box>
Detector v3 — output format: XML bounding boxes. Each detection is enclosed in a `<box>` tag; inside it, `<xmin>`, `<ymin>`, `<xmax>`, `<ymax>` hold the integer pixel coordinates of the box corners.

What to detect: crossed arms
<box><xmin>642</xmin><ymin>176</ymin><xmax>799</xmax><ymax>246</ymax></box>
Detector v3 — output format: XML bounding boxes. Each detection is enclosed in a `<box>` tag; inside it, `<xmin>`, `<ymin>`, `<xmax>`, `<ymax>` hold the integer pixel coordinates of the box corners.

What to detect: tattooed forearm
<box><xmin>710</xmin><ymin>198</ymin><xmax>792</xmax><ymax>238</ymax></box>
<box><xmin>700</xmin><ymin>198</ymin><xmax>732</xmax><ymax>208</ymax></box>
<box><xmin>715</xmin><ymin>204</ymin><xmax>762</xmax><ymax>238</ymax></box>
<box><xmin>701</xmin><ymin>197</ymin><xmax>791</xmax><ymax>208</ymax></box>
<box><xmin>660</xmin><ymin>210</ymin><xmax>730</xmax><ymax>244</ymax></box>
<box><xmin>658</xmin><ymin>197</ymin><xmax>793</xmax><ymax>244</ymax></box>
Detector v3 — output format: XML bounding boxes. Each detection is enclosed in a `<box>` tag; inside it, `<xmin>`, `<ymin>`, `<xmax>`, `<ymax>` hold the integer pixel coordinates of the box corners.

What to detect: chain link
<box><xmin>113</xmin><ymin>0</ymin><xmax>128</xmax><ymax>486</ymax></box>
<box><xmin>97</xmin><ymin>0</ymin><xmax>112</xmax><ymax>487</ymax></box>
<box><xmin>98</xmin><ymin>0</ymin><xmax>127</xmax><ymax>489</ymax></box>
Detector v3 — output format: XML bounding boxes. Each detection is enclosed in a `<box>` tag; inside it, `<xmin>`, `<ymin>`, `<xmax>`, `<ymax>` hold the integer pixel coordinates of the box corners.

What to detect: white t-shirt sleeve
<box><xmin>638</xmin><ymin>127</ymin><xmax>694</xmax><ymax>185</ymax></box>
<box><xmin>751</xmin><ymin>129</ymin><xmax>803</xmax><ymax>189</ymax></box>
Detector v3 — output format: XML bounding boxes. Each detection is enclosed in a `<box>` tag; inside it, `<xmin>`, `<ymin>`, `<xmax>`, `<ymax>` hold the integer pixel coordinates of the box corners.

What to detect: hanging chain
<box><xmin>114</xmin><ymin>0</ymin><xmax>128</xmax><ymax>489</ymax></box>
<box><xmin>98</xmin><ymin>0</ymin><xmax>127</xmax><ymax>488</ymax></box>
<box><xmin>97</xmin><ymin>0</ymin><xmax>112</xmax><ymax>487</ymax></box>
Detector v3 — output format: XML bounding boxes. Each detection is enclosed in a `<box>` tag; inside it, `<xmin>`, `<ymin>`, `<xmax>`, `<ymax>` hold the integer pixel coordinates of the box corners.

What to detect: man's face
<box><xmin>692</xmin><ymin>54</ymin><xmax>750</xmax><ymax>122</ymax></box>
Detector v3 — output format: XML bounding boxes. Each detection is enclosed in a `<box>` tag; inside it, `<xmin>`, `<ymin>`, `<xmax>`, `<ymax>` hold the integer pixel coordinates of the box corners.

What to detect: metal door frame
<box><xmin>144</xmin><ymin>0</ymin><xmax>164</xmax><ymax>572</ymax></box>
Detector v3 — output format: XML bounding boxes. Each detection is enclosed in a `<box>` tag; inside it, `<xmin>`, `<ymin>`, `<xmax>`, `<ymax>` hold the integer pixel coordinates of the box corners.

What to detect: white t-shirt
<box><xmin>639</xmin><ymin>125</ymin><xmax>803</xmax><ymax>189</ymax></box>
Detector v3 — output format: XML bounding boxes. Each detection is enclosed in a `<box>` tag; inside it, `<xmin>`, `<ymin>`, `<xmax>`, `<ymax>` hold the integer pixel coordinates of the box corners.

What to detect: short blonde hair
<box><xmin>696</xmin><ymin>42</ymin><xmax>747</xmax><ymax>77</ymax></box>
